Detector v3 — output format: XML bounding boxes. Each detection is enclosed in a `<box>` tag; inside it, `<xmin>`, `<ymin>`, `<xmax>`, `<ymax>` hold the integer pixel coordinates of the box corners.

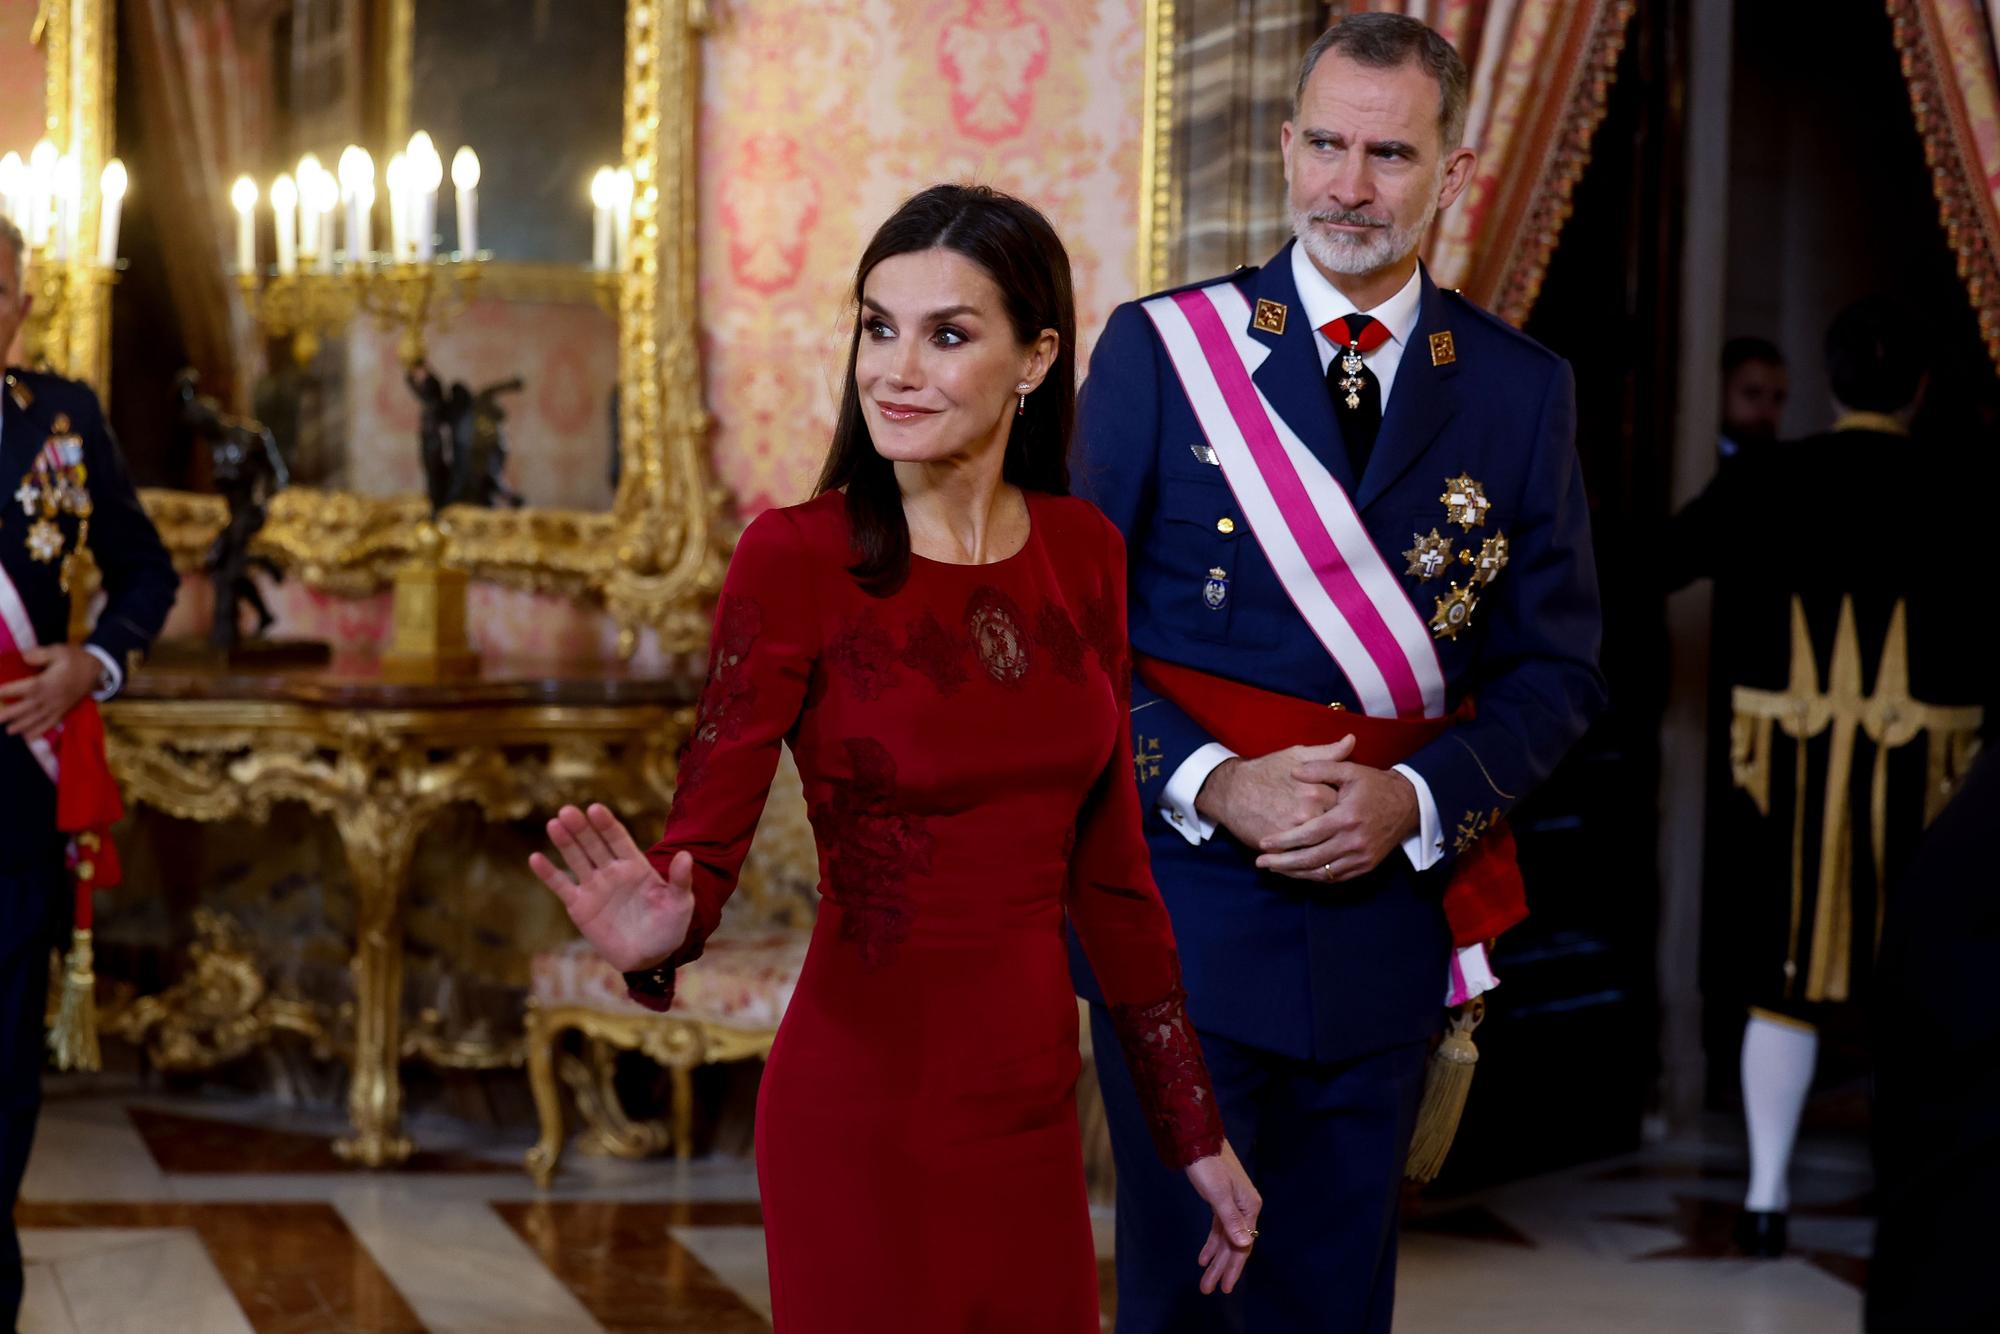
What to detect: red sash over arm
<box><xmin>1135</xmin><ymin>654</ymin><xmax>1526</xmax><ymax>946</ymax></box>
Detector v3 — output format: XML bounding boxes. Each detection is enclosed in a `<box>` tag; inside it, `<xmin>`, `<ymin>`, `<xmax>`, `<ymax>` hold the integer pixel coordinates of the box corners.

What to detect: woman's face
<box><xmin>854</xmin><ymin>247</ymin><xmax>1055</xmax><ymax>467</ymax></box>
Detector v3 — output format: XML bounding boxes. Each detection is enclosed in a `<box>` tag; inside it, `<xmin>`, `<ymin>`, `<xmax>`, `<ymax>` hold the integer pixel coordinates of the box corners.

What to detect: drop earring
<box><xmin>1016</xmin><ymin>383</ymin><xmax>1029</xmax><ymax>416</ymax></box>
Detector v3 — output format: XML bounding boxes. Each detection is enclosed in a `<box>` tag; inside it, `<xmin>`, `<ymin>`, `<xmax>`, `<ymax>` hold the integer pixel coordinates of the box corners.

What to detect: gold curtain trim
<box><xmin>1487</xmin><ymin>0</ymin><xmax>1637</xmax><ymax>326</ymax></box>
<box><xmin>1887</xmin><ymin>0</ymin><xmax>2000</xmax><ymax>373</ymax></box>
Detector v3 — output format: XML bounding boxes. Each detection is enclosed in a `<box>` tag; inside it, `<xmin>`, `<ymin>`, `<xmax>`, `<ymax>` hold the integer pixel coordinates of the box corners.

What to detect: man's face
<box><xmin>1281</xmin><ymin>53</ymin><xmax>1475</xmax><ymax>281</ymax></box>
<box><xmin>0</xmin><ymin>246</ymin><xmax>30</xmax><ymax>367</ymax></box>
<box><xmin>1722</xmin><ymin>359</ymin><xmax>1788</xmax><ymax>443</ymax></box>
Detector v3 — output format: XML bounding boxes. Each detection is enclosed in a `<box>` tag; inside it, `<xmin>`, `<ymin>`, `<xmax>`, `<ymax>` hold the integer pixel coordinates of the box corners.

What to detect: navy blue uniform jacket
<box><xmin>1069</xmin><ymin>245</ymin><xmax>1605</xmax><ymax>1063</ymax></box>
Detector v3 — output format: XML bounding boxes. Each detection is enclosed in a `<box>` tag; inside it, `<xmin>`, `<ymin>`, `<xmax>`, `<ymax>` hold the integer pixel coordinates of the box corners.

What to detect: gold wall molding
<box><xmin>31</xmin><ymin>0</ymin><xmax>115</xmax><ymax>394</ymax></box>
<box><xmin>1135</xmin><ymin>0</ymin><xmax>1176</xmax><ymax>295</ymax></box>
<box><xmin>105</xmin><ymin>0</ymin><xmax>731</xmax><ymax>652</ymax></box>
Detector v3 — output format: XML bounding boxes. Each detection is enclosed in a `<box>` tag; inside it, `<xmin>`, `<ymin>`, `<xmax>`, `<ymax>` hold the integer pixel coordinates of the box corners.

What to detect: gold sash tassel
<box><xmin>1404</xmin><ymin>998</ymin><xmax>1482</xmax><ymax>1184</ymax></box>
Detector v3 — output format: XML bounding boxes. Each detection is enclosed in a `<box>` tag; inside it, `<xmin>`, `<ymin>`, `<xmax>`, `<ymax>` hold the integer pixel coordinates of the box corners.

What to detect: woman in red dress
<box><xmin>532</xmin><ymin>184</ymin><xmax>1260</xmax><ymax>1331</ymax></box>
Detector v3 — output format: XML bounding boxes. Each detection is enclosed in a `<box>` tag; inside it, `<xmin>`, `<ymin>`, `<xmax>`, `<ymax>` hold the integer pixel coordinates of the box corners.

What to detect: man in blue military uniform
<box><xmin>0</xmin><ymin>214</ymin><xmax>178</xmax><ymax>1326</ymax></box>
<box><xmin>1072</xmin><ymin>15</ymin><xmax>1604</xmax><ymax>1331</ymax></box>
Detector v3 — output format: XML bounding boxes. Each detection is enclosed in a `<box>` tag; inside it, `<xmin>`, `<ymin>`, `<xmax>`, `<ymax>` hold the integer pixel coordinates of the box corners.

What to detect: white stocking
<box><xmin>1741</xmin><ymin>1012</ymin><xmax>1818</xmax><ymax>1213</ymax></box>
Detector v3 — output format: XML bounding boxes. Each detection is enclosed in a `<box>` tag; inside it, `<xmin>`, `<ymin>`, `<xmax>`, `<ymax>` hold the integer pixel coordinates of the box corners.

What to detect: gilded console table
<box><xmin>101</xmin><ymin>660</ymin><xmax>694</xmax><ymax>1167</ymax></box>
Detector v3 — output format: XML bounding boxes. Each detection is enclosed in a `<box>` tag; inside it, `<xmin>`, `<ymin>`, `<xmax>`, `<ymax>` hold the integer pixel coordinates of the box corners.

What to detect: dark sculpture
<box><xmin>177</xmin><ymin>370</ymin><xmax>289</xmax><ymax>651</ymax></box>
<box><xmin>406</xmin><ymin>363</ymin><xmax>527</xmax><ymax>513</ymax></box>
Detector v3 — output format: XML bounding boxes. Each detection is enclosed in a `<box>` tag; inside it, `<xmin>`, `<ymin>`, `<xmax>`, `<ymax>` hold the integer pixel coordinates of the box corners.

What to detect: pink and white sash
<box><xmin>1143</xmin><ymin>281</ymin><xmax>1446</xmax><ymax>721</ymax></box>
<box><xmin>0</xmin><ymin>562</ymin><xmax>62</xmax><ymax>782</ymax></box>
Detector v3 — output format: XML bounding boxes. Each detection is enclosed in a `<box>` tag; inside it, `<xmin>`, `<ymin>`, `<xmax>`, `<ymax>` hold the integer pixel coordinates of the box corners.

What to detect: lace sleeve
<box><xmin>1108</xmin><ymin>978</ymin><xmax>1227</xmax><ymax>1168</ymax></box>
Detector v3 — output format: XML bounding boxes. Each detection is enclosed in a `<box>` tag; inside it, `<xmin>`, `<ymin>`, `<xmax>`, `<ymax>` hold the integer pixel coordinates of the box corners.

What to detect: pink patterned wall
<box><xmin>698</xmin><ymin>0</ymin><xmax>1146</xmax><ymax>513</ymax></box>
<box><xmin>0</xmin><ymin>1</ymin><xmax>44</xmax><ymax>161</ymax></box>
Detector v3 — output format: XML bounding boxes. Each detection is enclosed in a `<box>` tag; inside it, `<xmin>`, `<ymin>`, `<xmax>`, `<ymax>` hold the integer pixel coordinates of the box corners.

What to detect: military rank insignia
<box><xmin>14</xmin><ymin>414</ymin><xmax>92</xmax><ymax>583</ymax></box>
<box><xmin>1404</xmin><ymin>529</ymin><xmax>1453</xmax><ymax>580</ymax></box>
<box><xmin>1429</xmin><ymin>331</ymin><xmax>1457</xmax><ymax>367</ymax></box>
<box><xmin>1252</xmin><ymin>299</ymin><xmax>1288</xmax><ymax>336</ymax></box>
<box><xmin>1203</xmin><ymin>566</ymin><xmax>1230</xmax><ymax>610</ymax></box>
<box><xmin>1134</xmin><ymin>735</ymin><xmax>1163</xmax><ymax>783</ymax></box>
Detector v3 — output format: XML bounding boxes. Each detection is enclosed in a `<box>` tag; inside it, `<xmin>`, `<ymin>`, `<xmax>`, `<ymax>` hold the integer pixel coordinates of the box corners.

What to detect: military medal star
<box><xmin>1440</xmin><ymin>473</ymin><xmax>1491</xmax><ymax>529</ymax></box>
<box><xmin>26</xmin><ymin>518</ymin><xmax>65</xmax><ymax>563</ymax></box>
<box><xmin>1403</xmin><ymin>529</ymin><xmax>1453</xmax><ymax>580</ymax></box>
<box><xmin>1430</xmin><ymin>582</ymin><xmax>1478</xmax><ymax>640</ymax></box>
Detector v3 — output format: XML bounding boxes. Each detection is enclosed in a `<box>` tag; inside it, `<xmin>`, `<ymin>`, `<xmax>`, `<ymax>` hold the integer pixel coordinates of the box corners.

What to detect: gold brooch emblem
<box><xmin>1429</xmin><ymin>331</ymin><xmax>1457</xmax><ymax>366</ymax></box>
<box><xmin>1440</xmin><ymin>474</ymin><xmax>1491</xmax><ymax>529</ymax></box>
<box><xmin>25</xmin><ymin>518</ymin><xmax>64</xmax><ymax>563</ymax></box>
<box><xmin>1134</xmin><ymin>735</ymin><xmax>1163</xmax><ymax>783</ymax></box>
<box><xmin>1430</xmin><ymin>582</ymin><xmax>1478</xmax><ymax>640</ymax></box>
<box><xmin>1466</xmin><ymin>532</ymin><xmax>1509</xmax><ymax>586</ymax></box>
<box><xmin>1454</xmin><ymin>807</ymin><xmax>1501</xmax><ymax>854</ymax></box>
<box><xmin>1403</xmin><ymin>529</ymin><xmax>1454</xmax><ymax>581</ymax></box>
<box><xmin>1253</xmin><ymin>299</ymin><xmax>1288</xmax><ymax>336</ymax></box>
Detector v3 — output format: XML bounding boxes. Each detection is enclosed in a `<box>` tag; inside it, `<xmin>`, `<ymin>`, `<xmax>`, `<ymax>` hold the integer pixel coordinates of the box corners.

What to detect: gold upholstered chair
<box><xmin>523</xmin><ymin>756</ymin><xmax>817</xmax><ymax>1185</ymax></box>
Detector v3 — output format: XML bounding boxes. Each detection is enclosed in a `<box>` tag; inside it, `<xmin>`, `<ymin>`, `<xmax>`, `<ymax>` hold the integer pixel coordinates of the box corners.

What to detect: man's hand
<box><xmin>1195</xmin><ymin>736</ymin><xmax>1355</xmax><ymax>851</ymax></box>
<box><xmin>1254</xmin><ymin>749</ymin><xmax>1419</xmax><ymax>883</ymax></box>
<box><xmin>0</xmin><ymin>644</ymin><xmax>101</xmax><ymax>738</ymax></box>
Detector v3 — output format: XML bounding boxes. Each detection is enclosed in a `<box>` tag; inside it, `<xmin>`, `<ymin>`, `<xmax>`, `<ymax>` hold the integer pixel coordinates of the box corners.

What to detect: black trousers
<box><xmin>1</xmin><ymin>858</ymin><xmax>63</xmax><ymax>1329</ymax></box>
<box><xmin>1091</xmin><ymin>1004</ymin><xmax>1429</xmax><ymax>1334</ymax></box>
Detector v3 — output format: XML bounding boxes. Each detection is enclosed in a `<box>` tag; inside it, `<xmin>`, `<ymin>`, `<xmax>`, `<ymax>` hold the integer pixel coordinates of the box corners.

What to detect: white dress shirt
<box><xmin>0</xmin><ymin>395</ymin><xmax>124</xmax><ymax>699</ymax></box>
<box><xmin>1156</xmin><ymin>254</ymin><xmax>1444</xmax><ymax>871</ymax></box>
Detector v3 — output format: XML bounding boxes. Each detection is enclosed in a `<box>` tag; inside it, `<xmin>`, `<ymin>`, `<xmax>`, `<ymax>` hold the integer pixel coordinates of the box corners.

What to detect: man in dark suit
<box><xmin>0</xmin><ymin>214</ymin><xmax>179</xmax><ymax>1326</ymax></box>
<box><xmin>1664</xmin><ymin>296</ymin><xmax>1989</xmax><ymax>1259</ymax></box>
<box><xmin>1071</xmin><ymin>15</ymin><xmax>1605</xmax><ymax>1331</ymax></box>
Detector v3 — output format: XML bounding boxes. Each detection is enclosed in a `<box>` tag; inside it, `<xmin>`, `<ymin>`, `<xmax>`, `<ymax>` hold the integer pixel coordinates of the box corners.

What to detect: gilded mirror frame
<box><xmin>39</xmin><ymin>0</ymin><xmax>728</xmax><ymax>654</ymax></box>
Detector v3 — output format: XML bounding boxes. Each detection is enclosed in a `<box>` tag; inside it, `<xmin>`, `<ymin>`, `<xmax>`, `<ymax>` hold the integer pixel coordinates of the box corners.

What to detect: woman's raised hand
<box><xmin>1185</xmin><ymin>1139</ymin><xmax>1261</xmax><ymax>1295</ymax></box>
<box><xmin>529</xmin><ymin>803</ymin><xmax>695</xmax><ymax>972</ymax></box>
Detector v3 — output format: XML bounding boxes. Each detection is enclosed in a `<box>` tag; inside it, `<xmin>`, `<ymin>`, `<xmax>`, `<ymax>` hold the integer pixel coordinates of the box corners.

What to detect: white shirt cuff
<box><xmin>1158</xmin><ymin>742</ymin><xmax>1237</xmax><ymax>845</ymax></box>
<box><xmin>83</xmin><ymin>644</ymin><xmax>123</xmax><ymax>701</ymax></box>
<box><xmin>1446</xmin><ymin>943</ymin><xmax>1500</xmax><ymax>1005</ymax></box>
<box><xmin>1394</xmin><ymin>762</ymin><xmax>1443</xmax><ymax>871</ymax></box>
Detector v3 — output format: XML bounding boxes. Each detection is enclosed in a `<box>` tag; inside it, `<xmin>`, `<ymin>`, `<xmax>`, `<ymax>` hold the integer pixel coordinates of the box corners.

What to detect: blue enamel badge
<box><xmin>1203</xmin><ymin>566</ymin><xmax>1229</xmax><ymax>610</ymax></box>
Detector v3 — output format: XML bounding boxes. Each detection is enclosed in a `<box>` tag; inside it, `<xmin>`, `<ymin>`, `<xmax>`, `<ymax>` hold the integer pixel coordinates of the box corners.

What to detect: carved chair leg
<box><xmin>670</xmin><ymin>1064</ymin><xmax>695</xmax><ymax>1162</ymax></box>
<box><xmin>565</xmin><ymin>1036</ymin><xmax>673</xmax><ymax>1160</ymax></box>
<box><xmin>523</xmin><ymin>1007</ymin><xmax>567</xmax><ymax>1188</ymax></box>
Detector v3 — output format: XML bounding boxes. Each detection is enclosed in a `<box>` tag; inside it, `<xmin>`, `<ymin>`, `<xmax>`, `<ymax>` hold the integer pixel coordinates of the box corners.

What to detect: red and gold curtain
<box><xmin>1329</xmin><ymin>0</ymin><xmax>1636</xmax><ymax>325</ymax></box>
<box><xmin>1888</xmin><ymin>0</ymin><xmax>2000</xmax><ymax>371</ymax></box>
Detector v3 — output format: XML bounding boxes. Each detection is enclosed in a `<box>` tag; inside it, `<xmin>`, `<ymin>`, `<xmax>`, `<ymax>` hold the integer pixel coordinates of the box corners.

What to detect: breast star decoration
<box><xmin>1404</xmin><ymin>529</ymin><xmax>1454</xmax><ymax>581</ymax></box>
<box><xmin>1464</xmin><ymin>532</ymin><xmax>1509</xmax><ymax>586</ymax></box>
<box><xmin>1440</xmin><ymin>474</ymin><xmax>1491</xmax><ymax>529</ymax></box>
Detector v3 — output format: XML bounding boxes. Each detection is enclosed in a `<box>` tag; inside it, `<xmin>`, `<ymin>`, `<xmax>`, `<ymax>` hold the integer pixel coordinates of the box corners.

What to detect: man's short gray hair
<box><xmin>0</xmin><ymin>214</ymin><xmax>25</xmax><ymax>272</ymax></box>
<box><xmin>1295</xmin><ymin>13</ymin><xmax>1471</xmax><ymax>154</ymax></box>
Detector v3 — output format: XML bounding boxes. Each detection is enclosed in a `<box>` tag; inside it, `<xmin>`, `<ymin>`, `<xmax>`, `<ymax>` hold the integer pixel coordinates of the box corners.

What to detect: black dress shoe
<box><xmin>1735</xmin><ymin>1208</ymin><xmax>1788</xmax><ymax>1257</ymax></box>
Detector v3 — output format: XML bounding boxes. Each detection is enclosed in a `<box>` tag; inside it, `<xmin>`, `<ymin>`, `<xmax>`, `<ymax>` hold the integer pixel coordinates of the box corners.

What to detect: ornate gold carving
<box><xmin>106</xmin><ymin>909</ymin><xmax>336</xmax><ymax>1071</ymax></box>
<box><xmin>26</xmin><ymin>0</ymin><xmax>115</xmax><ymax>393</ymax></box>
<box><xmin>1731</xmin><ymin>597</ymin><xmax>1983</xmax><ymax>1003</ymax></box>
<box><xmin>1135</xmin><ymin>0</ymin><xmax>1176</xmax><ymax>294</ymax></box>
<box><xmin>103</xmin><ymin>693</ymin><xmax>686</xmax><ymax>1165</ymax></box>
<box><xmin>525</xmin><ymin>1002</ymin><xmax>776</xmax><ymax>1186</ymax></box>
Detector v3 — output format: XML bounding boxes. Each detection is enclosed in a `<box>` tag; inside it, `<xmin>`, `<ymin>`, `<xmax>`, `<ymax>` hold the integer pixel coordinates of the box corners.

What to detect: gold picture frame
<box><xmin>40</xmin><ymin>0</ymin><xmax>729</xmax><ymax>654</ymax></box>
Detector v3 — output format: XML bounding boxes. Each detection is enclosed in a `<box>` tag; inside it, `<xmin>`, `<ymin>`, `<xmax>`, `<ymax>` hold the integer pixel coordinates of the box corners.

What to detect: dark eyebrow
<box><xmin>861</xmin><ymin>297</ymin><xmax>982</xmax><ymax>323</ymax></box>
<box><xmin>1300</xmin><ymin>127</ymin><xmax>1423</xmax><ymax>158</ymax></box>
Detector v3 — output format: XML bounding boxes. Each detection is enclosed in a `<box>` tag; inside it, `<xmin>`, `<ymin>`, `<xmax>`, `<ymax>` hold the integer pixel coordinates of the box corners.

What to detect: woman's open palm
<box><xmin>529</xmin><ymin>803</ymin><xmax>695</xmax><ymax>973</ymax></box>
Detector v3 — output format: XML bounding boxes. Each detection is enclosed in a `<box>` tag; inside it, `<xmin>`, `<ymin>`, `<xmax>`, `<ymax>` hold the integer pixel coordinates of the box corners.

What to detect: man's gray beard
<box><xmin>1291</xmin><ymin>201</ymin><xmax>1435</xmax><ymax>278</ymax></box>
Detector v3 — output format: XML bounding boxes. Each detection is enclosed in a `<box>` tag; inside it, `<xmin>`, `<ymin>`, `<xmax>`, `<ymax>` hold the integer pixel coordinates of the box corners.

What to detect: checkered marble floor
<box><xmin>18</xmin><ymin>1078</ymin><xmax>1867</xmax><ymax>1333</ymax></box>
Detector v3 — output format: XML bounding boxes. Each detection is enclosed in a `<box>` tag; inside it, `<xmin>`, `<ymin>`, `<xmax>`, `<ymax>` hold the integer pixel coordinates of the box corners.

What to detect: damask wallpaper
<box><xmin>698</xmin><ymin>0</ymin><xmax>1147</xmax><ymax>513</ymax></box>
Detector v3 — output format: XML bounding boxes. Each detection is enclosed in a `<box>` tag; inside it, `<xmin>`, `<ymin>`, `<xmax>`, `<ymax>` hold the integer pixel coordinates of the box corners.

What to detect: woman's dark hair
<box><xmin>814</xmin><ymin>183</ymin><xmax>1076</xmax><ymax>595</ymax></box>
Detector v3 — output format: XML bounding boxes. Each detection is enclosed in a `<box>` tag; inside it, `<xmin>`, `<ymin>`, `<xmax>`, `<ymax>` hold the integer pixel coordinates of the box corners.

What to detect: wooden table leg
<box><xmin>332</xmin><ymin>802</ymin><xmax>424</xmax><ymax>1167</ymax></box>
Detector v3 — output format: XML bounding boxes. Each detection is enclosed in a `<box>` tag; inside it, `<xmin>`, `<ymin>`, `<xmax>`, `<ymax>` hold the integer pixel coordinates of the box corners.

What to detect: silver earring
<box><xmin>1016</xmin><ymin>383</ymin><xmax>1029</xmax><ymax>417</ymax></box>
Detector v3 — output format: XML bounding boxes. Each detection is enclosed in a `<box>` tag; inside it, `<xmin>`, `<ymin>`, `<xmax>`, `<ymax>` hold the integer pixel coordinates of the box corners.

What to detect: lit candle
<box><xmin>53</xmin><ymin>153</ymin><xmax>80</xmax><ymax>262</ymax></box>
<box><xmin>308</xmin><ymin>168</ymin><xmax>339</xmax><ymax>273</ymax></box>
<box><xmin>408</xmin><ymin>132</ymin><xmax>442</xmax><ymax>262</ymax></box>
<box><xmin>338</xmin><ymin>145</ymin><xmax>373</xmax><ymax>264</ymax></box>
<box><xmin>589</xmin><ymin>167</ymin><xmax>615</xmax><ymax>271</ymax></box>
<box><xmin>96</xmin><ymin>159</ymin><xmax>127</xmax><ymax>267</ymax></box>
<box><xmin>451</xmin><ymin>147</ymin><xmax>479</xmax><ymax>257</ymax></box>
<box><xmin>0</xmin><ymin>153</ymin><xmax>23</xmax><ymax>230</ymax></box>
<box><xmin>296</xmin><ymin>154</ymin><xmax>322</xmax><ymax>263</ymax></box>
<box><xmin>271</xmin><ymin>173</ymin><xmax>298</xmax><ymax>276</ymax></box>
<box><xmin>231</xmin><ymin>175</ymin><xmax>258</xmax><ymax>274</ymax></box>
<box><xmin>27</xmin><ymin>140</ymin><xmax>56</xmax><ymax>249</ymax></box>
<box><xmin>611</xmin><ymin>167</ymin><xmax>634</xmax><ymax>272</ymax></box>
<box><xmin>385</xmin><ymin>152</ymin><xmax>409</xmax><ymax>261</ymax></box>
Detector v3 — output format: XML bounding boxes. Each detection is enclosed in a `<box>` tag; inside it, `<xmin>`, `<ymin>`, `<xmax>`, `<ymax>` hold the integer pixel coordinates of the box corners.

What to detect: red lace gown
<box><xmin>627</xmin><ymin>489</ymin><xmax>1224</xmax><ymax>1331</ymax></box>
